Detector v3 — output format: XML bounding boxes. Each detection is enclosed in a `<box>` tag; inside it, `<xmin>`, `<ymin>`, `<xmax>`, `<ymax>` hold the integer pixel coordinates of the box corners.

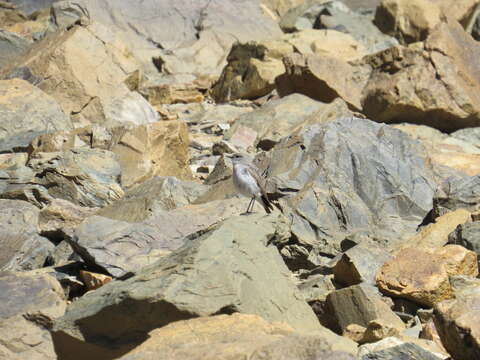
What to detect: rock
<box><xmin>228</xmin><ymin>95</ymin><xmax>353</xmax><ymax>151</ymax></box>
<box><xmin>111</xmin><ymin>120</ymin><xmax>192</xmax><ymax>188</ymax></box>
<box><xmin>212</xmin><ymin>29</ymin><xmax>366</xmax><ymax>102</ymax></box>
<box><xmin>280</xmin><ymin>0</ymin><xmax>397</xmax><ymax>53</ymax></box>
<box><xmin>448</xmin><ymin>221</ymin><xmax>480</xmax><ymax>264</ymax></box>
<box><xmin>97</xmin><ymin>176</ymin><xmax>207</xmax><ymax>222</ymax></box>
<box><xmin>473</xmin><ymin>10</ymin><xmax>480</xmax><ymax>40</ymax></box>
<box><xmin>0</xmin><ymin>29</ymin><xmax>31</xmax><ymax>69</ymax></box>
<box><xmin>377</xmin><ymin>246</ymin><xmax>478</xmax><ymax>307</ymax></box>
<box><xmin>395</xmin><ymin>123</ymin><xmax>480</xmax><ymax>176</ymax></box>
<box><xmin>276</xmin><ymin>53</ymin><xmax>371</xmax><ymax>111</ymax></box>
<box><xmin>298</xmin><ymin>274</ymin><xmax>335</xmax><ymax>302</ymax></box>
<box><xmin>361</xmin><ymin>319</ymin><xmax>402</xmax><ymax>344</ymax></box>
<box><xmin>433</xmin><ymin>175</ymin><xmax>480</xmax><ymax>217</ymax></box>
<box><xmin>333</xmin><ymin>243</ymin><xmax>393</xmax><ymax>287</ymax></box>
<box><xmin>398</xmin><ymin>209</ymin><xmax>472</xmax><ymax>250</ymax></box>
<box><xmin>361</xmin><ymin>341</ymin><xmax>444</xmax><ymax>360</ymax></box>
<box><xmin>28</xmin><ymin>148</ymin><xmax>124</xmax><ymax>208</ymax></box>
<box><xmin>362</xmin><ymin>20</ymin><xmax>480</xmax><ymax>132</ymax></box>
<box><xmin>0</xmin><ymin>78</ymin><xmax>72</xmax><ymax>152</ymax></box>
<box><xmin>5</xmin><ymin>0</ymin><xmax>59</xmax><ymax>16</ymax></box>
<box><xmin>70</xmin><ymin>0</ymin><xmax>282</xmax><ymax>79</ymax></box>
<box><xmin>434</xmin><ymin>277</ymin><xmax>480</xmax><ymax>360</ymax></box>
<box><xmin>139</xmin><ymin>82</ymin><xmax>204</xmax><ymax>106</ymax></box>
<box><xmin>261</xmin><ymin>0</ymin><xmax>307</xmax><ymax>18</ymax></box>
<box><xmin>51</xmin><ymin>214</ymin><xmax>334</xmax><ymax>358</ymax></box>
<box><xmin>451</xmin><ymin>126</ymin><xmax>480</xmax><ymax>146</ymax></box>
<box><xmin>343</xmin><ymin>323</ymin><xmax>367</xmax><ymax>343</ymax></box>
<box><xmin>119</xmin><ymin>313</ymin><xmax>356</xmax><ymax>360</ymax></box>
<box><xmin>374</xmin><ymin>0</ymin><xmax>443</xmax><ymax>43</ymax></box>
<box><xmin>326</xmin><ymin>283</ymin><xmax>405</xmax><ymax>334</ymax></box>
<box><xmin>421</xmin><ymin>318</ymin><xmax>448</xmax><ymax>354</ymax></box>
<box><xmin>79</xmin><ymin>270</ymin><xmax>112</xmax><ymax>291</ymax></box>
<box><xmin>51</xmin><ymin>0</ymin><xmax>90</xmax><ymax>29</ymax></box>
<box><xmin>0</xmin><ymin>199</ymin><xmax>54</xmax><ymax>271</ymax></box>
<box><xmin>266</xmin><ymin>117</ymin><xmax>435</xmax><ymax>266</ymax></box>
<box><xmin>38</xmin><ymin>198</ymin><xmax>98</xmax><ymax>240</ymax></box>
<box><xmin>71</xmin><ymin>199</ymin><xmax>248</xmax><ymax>277</ymax></box>
<box><xmin>0</xmin><ymin>26</ymin><xmax>158</xmax><ymax>127</ymax></box>
<box><xmin>0</xmin><ymin>271</ymin><xmax>66</xmax><ymax>360</ymax></box>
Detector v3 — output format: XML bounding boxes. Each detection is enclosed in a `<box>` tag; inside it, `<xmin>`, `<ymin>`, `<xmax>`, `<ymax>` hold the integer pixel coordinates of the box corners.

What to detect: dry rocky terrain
<box><xmin>1</xmin><ymin>0</ymin><xmax>480</xmax><ymax>359</ymax></box>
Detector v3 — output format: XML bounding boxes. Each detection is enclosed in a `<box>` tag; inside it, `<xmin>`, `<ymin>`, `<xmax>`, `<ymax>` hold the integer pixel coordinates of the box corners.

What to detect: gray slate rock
<box><xmin>29</xmin><ymin>148</ymin><xmax>124</xmax><ymax>208</ymax></box>
<box><xmin>5</xmin><ymin>0</ymin><xmax>59</xmax><ymax>16</ymax></box>
<box><xmin>268</xmin><ymin>117</ymin><xmax>435</xmax><ymax>266</ymax></box>
<box><xmin>97</xmin><ymin>176</ymin><xmax>208</xmax><ymax>222</ymax></box>
<box><xmin>0</xmin><ymin>199</ymin><xmax>54</xmax><ymax>271</ymax></box>
<box><xmin>0</xmin><ymin>79</ymin><xmax>72</xmax><ymax>152</ymax></box>
<box><xmin>361</xmin><ymin>342</ymin><xmax>443</xmax><ymax>360</ymax></box>
<box><xmin>433</xmin><ymin>175</ymin><xmax>480</xmax><ymax>217</ymax></box>
<box><xmin>0</xmin><ymin>30</ymin><xmax>32</xmax><ymax>70</ymax></box>
<box><xmin>72</xmin><ymin>199</ymin><xmax>248</xmax><ymax>277</ymax></box>
<box><xmin>448</xmin><ymin>221</ymin><xmax>480</xmax><ymax>264</ymax></box>
<box><xmin>52</xmin><ymin>214</ymin><xmax>325</xmax><ymax>359</ymax></box>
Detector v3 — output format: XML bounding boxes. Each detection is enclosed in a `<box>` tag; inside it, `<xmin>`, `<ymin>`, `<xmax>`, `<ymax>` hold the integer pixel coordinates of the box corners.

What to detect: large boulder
<box><xmin>0</xmin><ymin>78</ymin><xmax>72</xmax><ymax>152</ymax></box>
<box><xmin>51</xmin><ymin>214</ymin><xmax>331</xmax><ymax>359</ymax></box>
<box><xmin>71</xmin><ymin>199</ymin><xmax>247</xmax><ymax>277</ymax></box>
<box><xmin>0</xmin><ymin>199</ymin><xmax>54</xmax><ymax>271</ymax></box>
<box><xmin>0</xmin><ymin>29</ymin><xmax>31</xmax><ymax>69</ymax></box>
<box><xmin>227</xmin><ymin>95</ymin><xmax>353</xmax><ymax>150</ymax></box>
<box><xmin>362</xmin><ymin>20</ymin><xmax>480</xmax><ymax>132</ymax></box>
<box><xmin>265</xmin><ymin>117</ymin><xmax>435</xmax><ymax>267</ymax></box>
<box><xmin>0</xmin><ymin>271</ymin><xmax>66</xmax><ymax>360</ymax></box>
<box><xmin>0</xmin><ymin>26</ymin><xmax>158</xmax><ymax>127</ymax></box>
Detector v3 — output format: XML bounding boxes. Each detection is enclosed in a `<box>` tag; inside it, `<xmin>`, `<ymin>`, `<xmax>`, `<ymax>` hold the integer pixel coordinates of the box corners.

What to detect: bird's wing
<box><xmin>245</xmin><ymin>165</ymin><xmax>268</xmax><ymax>196</ymax></box>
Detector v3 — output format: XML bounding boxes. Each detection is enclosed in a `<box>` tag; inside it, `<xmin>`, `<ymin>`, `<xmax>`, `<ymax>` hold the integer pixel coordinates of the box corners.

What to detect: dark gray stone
<box><xmin>448</xmin><ymin>221</ymin><xmax>480</xmax><ymax>264</ymax></box>
<box><xmin>361</xmin><ymin>342</ymin><xmax>442</xmax><ymax>360</ymax></box>
<box><xmin>52</xmin><ymin>214</ymin><xmax>327</xmax><ymax>359</ymax></box>
<box><xmin>268</xmin><ymin>117</ymin><xmax>435</xmax><ymax>266</ymax></box>
<box><xmin>433</xmin><ymin>175</ymin><xmax>480</xmax><ymax>218</ymax></box>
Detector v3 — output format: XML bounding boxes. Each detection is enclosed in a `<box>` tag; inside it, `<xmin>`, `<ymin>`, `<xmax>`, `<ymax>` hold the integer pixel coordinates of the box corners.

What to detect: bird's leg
<box><xmin>246</xmin><ymin>197</ymin><xmax>255</xmax><ymax>213</ymax></box>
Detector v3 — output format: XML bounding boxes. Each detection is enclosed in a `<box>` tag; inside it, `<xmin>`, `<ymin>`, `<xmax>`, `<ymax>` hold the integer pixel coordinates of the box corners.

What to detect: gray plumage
<box><xmin>231</xmin><ymin>154</ymin><xmax>273</xmax><ymax>214</ymax></box>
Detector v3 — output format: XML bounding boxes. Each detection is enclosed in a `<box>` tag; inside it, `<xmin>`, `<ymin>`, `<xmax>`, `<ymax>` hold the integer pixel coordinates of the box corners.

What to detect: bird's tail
<box><xmin>260</xmin><ymin>194</ymin><xmax>274</xmax><ymax>214</ymax></box>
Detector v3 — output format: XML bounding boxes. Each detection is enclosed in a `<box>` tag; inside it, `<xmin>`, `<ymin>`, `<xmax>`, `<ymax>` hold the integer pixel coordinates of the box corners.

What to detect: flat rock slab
<box><xmin>361</xmin><ymin>342</ymin><xmax>443</xmax><ymax>360</ymax></box>
<box><xmin>0</xmin><ymin>271</ymin><xmax>66</xmax><ymax>360</ymax></box>
<box><xmin>0</xmin><ymin>78</ymin><xmax>72</xmax><ymax>152</ymax></box>
<box><xmin>71</xmin><ymin>199</ymin><xmax>248</xmax><ymax>277</ymax></box>
<box><xmin>119</xmin><ymin>313</ymin><xmax>356</xmax><ymax>360</ymax></box>
<box><xmin>52</xmin><ymin>214</ymin><xmax>327</xmax><ymax>359</ymax></box>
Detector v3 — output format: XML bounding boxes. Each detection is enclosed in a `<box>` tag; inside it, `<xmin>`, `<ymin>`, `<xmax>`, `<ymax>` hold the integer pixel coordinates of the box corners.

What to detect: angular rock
<box><xmin>398</xmin><ymin>209</ymin><xmax>472</xmax><ymax>250</ymax></box>
<box><xmin>448</xmin><ymin>221</ymin><xmax>480</xmax><ymax>264</ymax></box>
<box><xmin>0</xmin><ymin>29</ymin><xmax>31</xmax><ymax>69</ymax></box>
<box><xmin>374</xmin><ymin>0</ymin><xmax>443</xmax><ymax>43</ymax></box>
<box><xmin>227</xmin><ymin>95</ymin><xmax>353</xmax><ymax>151</ymax></box>
<box><xmin>1</xmin><ymin>26</ymin><xmax>157</xmax><ymax>127</ymax></box>
<box><xmin>298</xmin><ymin>274</ymin><xmax>335</xmax><ymax>303</ymax></box>
<box><xmin>266</xmin><ymin>117</ymin><xmax>435</xmax><ymax>265</ymax></box>
<box><xmin>212</xmin><ymin>29</ymin><xmax>366</xmax><ymax>102</ymax></box>
<box><xmin>28</xmin><ymin>148</ymin><xmax>124</xmax><ymax>208</ymax></box>
<box><xmin>119</xmin><ymin>313</ymin><xmax>356</xmax><ymax>360</ymax></box>
<box><xmin>5</xmin><ymin>0</ymin><xmax>59</xmax><ymax>16</ymax></box>
<box><xmin>70</xmin><ymin>0</ymin><xmax>282</xmax><ymax>79</ymax></box>
<box><xmin>97</xmin><ymin>176</ymin><xmax>207</xmax><ymax>222</ymax></box>
<box><xmin>361</xmin><ymin>342</ymin><xmax>443</xmax><ymax>360</ymax></box>
<box><xmin>434</xmin><ymin>277</ymin><xmax>480</xmax><ymax>360</ymax></box>
<box><xmin>0</xmin><ymin>78</ymin><xmax>72</xmax><ymax>152</ymax></box>
<box><xmin>0</xmin><ymin>271</ymin><xmax>66</xmax><ymax>360</ymax></box>
<box><xmin>52</xmin><ymin>214</ymin><xmax>327</xmax><ymax>359</ymax></box>
<box><xmin>111</xmin><ymin>120</ymin><xmax>192</xmax><ymax>187</ymax></box>
<box><xmin>79</xmin><ymin>270</ymin><xmax>112</xmax><ymax>291</ymax></box>
<box><xmin>0</xmin><ymin>199</ymin><xmax>54</xmax><ymax>271</ymax></box>
<box><xmin>362</xmin><ymin>20</ymin><xmax>480</xmax><ymax>132</ymax></box>
<box><xmin>326</xmin><ymin>283</ymin><xmax>405</xmax><ymax>334</ymax></box>
<box><xmin>333</xmin><ymin>243</ymin><xmax>393</xmax><ymax>286</ymax></box>
<box><xmin>276</xmin><ymin>53</ymin><xmax>371</xmax><ymax>111</ymax></box>
<box><xmin>72</xmin><ymin>199</ymin><xmax>249</xmax><ymax>277</ymax></box>
<box><xmin>433</xmin><ymin>175</ymin><xmax>480</xmax><ymax>217</ymax></box>
<box><xmin>261</xmin><ymin>0</ymin><xmax>307</xmax><ymax>18</ymax></box>
<box><xmin>377</xmin><ymin>246</ymin><xmax>478</xmax><ymax>307</ymax></box>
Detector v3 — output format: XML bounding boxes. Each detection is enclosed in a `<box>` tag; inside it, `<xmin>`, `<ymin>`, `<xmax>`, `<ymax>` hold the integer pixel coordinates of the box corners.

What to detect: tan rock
<box><xmin>79</xmin><ymin>270</ymin><xmax>112</xmax><ymax>291</ymax></box>
<box><xmin>140</xmin><ymin>83</ymin><xmax>204</xmax><ymax>105</ymax></box>
<box><xmin>112</xmin><ymin>120</ymin><xmax>192</xmax><ymax>187</ymax></box>
<box><xmin>0</xmin><ymin>153</ymin><xmax>27</xmax><ymax>170</ymax></box>
<box><xmin>377</xmin><ymin>247</ymin><xmax>453</xmax><ymax>307</ymax></box>
<box><xmin>276</xmin><ymin>53</ymin><xmax>371</xmax><ymax>111</ymax></box>
<box><xmin>434</xmin><ymin>278</ymin><xmax>480</xmax><ymax>360</ymax></box>
<box><xmin>420</xmin><ymin>318</ymin><xmax>448</xmax><ymax>354</ymax></box>
<box><xmin>0</xmin><ymin>25</ymin><xmax>158</xmax><ymax>127</ymax></box>
<box><xmin>435</xmin><ymin>244</ymin><xmax>478</xmax><ymax>278</ymax></box>
<box><xmin>362</xmin><ymin>20</ymin><xmax>480</xmax><ymax>132</ymax></box>
<box><xmin>361</xmin><ymin>319</ymin><xmax>401</xmax><ymax>344</ymax></box>
<box><xmin>343</xmin><ymin>323</ymin><xmax>367</xmax><ymax>343</ymax></box>
<box><xmin>119</xmin><ymin>313</ymin><xmax>357</xmax><ymax>360</ymax></box>
<box><xmin>374</xmin><ymin>0</ymin><xmax>443</xmax><ymax>43</ymax></box>
<box><xmin>261</xmin><ymin>0</ymin><xmax>306</xmax><ymax>18</ymax></box>
<box><xmin>397</xmin><ymin>209</ymin><xmax>472</xmax><ymax>250</ymax></box>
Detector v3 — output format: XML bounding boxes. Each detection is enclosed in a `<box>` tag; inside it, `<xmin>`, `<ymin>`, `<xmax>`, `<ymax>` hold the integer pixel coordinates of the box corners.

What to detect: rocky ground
<box><xmin>1</xmin><ymin>0</ymin><xmax>480</xmax><ymax>359</ymax></box>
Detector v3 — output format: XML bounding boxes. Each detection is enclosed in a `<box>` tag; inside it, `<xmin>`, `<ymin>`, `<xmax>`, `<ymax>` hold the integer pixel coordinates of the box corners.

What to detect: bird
<box><xmin>230</xmin><ymin>153</ymin><xmax>274</xmax><ymax>214</ymax></box>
